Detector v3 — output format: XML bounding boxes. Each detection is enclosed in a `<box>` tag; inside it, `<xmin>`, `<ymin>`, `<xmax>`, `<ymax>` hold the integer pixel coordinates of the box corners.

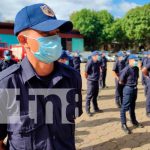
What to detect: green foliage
<box><xmin>70</xmin><ymin>4</ymin><xmax>150</xmax><ymax>51</ymax></box>
<box><xmin>123</xmin><ymin>4</ymin><xmax>150</xmax><ymax>42</ymax></box>
<box><xmin>70</xmin><ymin>9</ymin><xmax>103</xmax><ymax>50</ymax></box>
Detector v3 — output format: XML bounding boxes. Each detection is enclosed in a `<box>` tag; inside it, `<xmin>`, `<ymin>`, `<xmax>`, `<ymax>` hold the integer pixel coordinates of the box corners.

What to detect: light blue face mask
<box><xmin>97</xmin><ymin>56</ymin><xmax>101</xmax><ymax>61</ymax></box>
<box><xmin>133</xmin><ymin>61</ymin><xmax>138</xmax><ymax>67</ymax></box>
<box><xmin>64</xmin><ymin>60</ymin><xmax>69</xmax><ymax>65</ymax></box>
<box><xmin>25</xmin><ymin>35</ymin><xmax>62</xmax><ymax>64</ymax></box>
<box><xmin>4</xmin><ymin>56</ymin><xmax>11</xmax><ymax>61</ymax></box>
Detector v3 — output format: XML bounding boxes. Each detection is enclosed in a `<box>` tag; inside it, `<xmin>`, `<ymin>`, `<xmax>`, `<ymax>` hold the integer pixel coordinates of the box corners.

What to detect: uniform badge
<box><xmin>40</xmin><ymin>5</ymin><xmax>55</xmax><ymax>17</ymax></box>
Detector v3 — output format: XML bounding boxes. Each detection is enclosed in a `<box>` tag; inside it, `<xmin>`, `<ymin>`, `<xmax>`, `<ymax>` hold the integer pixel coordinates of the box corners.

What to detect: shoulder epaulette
<box><xmin>0</xmin><ymin>64</ymin><xmax>20</xmax><ymax>81</ymax></box>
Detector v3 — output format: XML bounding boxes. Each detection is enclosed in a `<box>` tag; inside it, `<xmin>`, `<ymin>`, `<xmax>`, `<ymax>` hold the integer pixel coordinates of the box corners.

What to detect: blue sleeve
<box><xmin>146</xmin><ymin>63</ymin><xmax>150</xmax><ymax>71</ymax></box>
<box><xmin>119</xmin><ymin>68</ymin><xmax>128</xmax><ymax>83</ymax></box>
<box><xmin>112</xmin><ymin>62</ymin><xmax>118</xmax><ymax>72</ymax></box>
<box><xmin>85</xmin><ymin>61</ymin><xmax>92</xmax><ymax>74</ymax></box>
<box><xmin>0</xmin><ymin>89</ymin><xmax>7</xmax><ymax>140</ymax></box>
<box><xmin>76</xmin><ymin>74</ymin><xmax>82</xmax><ymax>117</ymax></box>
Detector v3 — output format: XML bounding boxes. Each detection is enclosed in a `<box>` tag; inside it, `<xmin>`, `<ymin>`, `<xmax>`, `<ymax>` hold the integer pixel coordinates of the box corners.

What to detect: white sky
<box><xmin>0</xmin><ymin>0</ymin><xmax>140</xmax><ymax>21</ymax></box>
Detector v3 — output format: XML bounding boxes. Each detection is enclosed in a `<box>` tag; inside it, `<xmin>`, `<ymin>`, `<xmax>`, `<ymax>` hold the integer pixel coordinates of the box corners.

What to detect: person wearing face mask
<box><xmin>85</xmin><ymin>51</ymin><xmax>103</xmax><ymax>117</ymax></box>
<box><xmin>0</xmin><ymin>3</ymin><xmax>82</xmax><ymax>150</ymax></box>
<box><xmin>112</xmin><ymin>51</ymin><xmax>126</xmax><ymax>108</ymax></box>
<box><xmin>72</xmin><ymin>51</ymin><xmax>81</xmax><ymax>73</ymax></box>
<box><xmin>142</xmin><ymin>50</ymin><xmax>150</xmax><ymax>117</ymax></box>
<box><xmin>58</xmin><ymin>50</ymin><xmax>70</xmax><ymax>66</ymax></box>
<box><xmin>0</xmin><ymin>50</ymin><xmax>16</xmax><ymax>72</ymax></box>
<box><xmin>124</xmin><ymin>50</ymin><xmax>131</xmax><ymax>66</ymax></box>
<box><xmin>140</xmin><ymin>51</ymin><xmax>149</xmax><ymax>96</ymax></box>
<box><xmin>119</xmin><ymin>54</ymin><xmax>143</xmax><ymax>134</ymax></box>
<box><xmin>101</xmin><ymin>51</ymin><xmax>108</xmax><ymax>88</ymax></box>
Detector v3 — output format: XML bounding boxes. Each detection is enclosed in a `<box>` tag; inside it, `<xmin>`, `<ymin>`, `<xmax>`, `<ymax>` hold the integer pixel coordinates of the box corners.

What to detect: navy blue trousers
<box><xmin>101</xmin><ymin>69</ymin><xmax>107</xmax><ymax>88</ymax></box>
<box><xmin>146</xmin><ymin>81</ymin><xmax>150</xmax><ymax>113</ymax></box>
<box><xmin>121</xmin><ymin>86</ymin><xmax>138</xmax><ymax>124</ymax></box>
<box><xmin>115</xmin><ymin>79</ymin><xmax>123</xmax><ymax>105</ymax></box>
<box><xmin>86</xmin><ymin>80</ymin><xmax>99</xmax><ymax>112</ymax></box>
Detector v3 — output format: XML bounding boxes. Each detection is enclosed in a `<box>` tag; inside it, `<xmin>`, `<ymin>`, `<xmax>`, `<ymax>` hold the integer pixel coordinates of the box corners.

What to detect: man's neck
<box><xmin>29</xmin><ymin>59</ymin><xmax>54</xmax><ymax>76</ymax></box>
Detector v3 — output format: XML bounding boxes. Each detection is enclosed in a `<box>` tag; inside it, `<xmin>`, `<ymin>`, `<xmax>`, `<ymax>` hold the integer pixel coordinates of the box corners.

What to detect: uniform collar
<box><xmin>21</xmin><ymin>57</ymin><xmax>36</xmax><ymax>84</ymax></box>
<box><xmin>21</xmin><ymin>57</ymin><xmax>72</xmax><ymax>84</ymax></box>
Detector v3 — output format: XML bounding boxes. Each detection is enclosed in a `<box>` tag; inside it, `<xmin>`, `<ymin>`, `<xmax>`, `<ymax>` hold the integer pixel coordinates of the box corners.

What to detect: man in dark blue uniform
<box><xmin>142</xmin><ymin>51</ymin><xmax>150</xmax><ymax>117</ymax></box>
<box><xmin>0</xmin><ymin>50</ymin><xmax>16</xmax><ymax>71</ymax></box>
<box><xmin>141</xmin><ymin>51</ymin><xmax>149</xmax><ymax>96</ymax></box>
<box><xmin>72</xmin><ymin>51</ymin><xmax>81</xmax><ymax>73</ymax></box>
<box><xmin>141</xmin><ymin>51</ymin><xmax>148</xmax><ymax>85</ymax></box>
<box><xmin>85</xmin><ymin>51</ymin><xmax>102</xmax><ymax>116</ymax></box>
<box><xmin>0</xmin><ymin>3</ymin><xmax>82</xmax><ymax>150</ymax></box>
<box><xmin>58</xmin><ymin>50</ymin><xmax>71</xmax><ymax>66</ymax></box>
<box><xmin>100</xmin><ymin>51</ymin><xmax>108</xmax><ymax>88</ymax></box>
<box><xmin>119</xmin><ymin>54</ymin><xmax>143</xmax><ymax>134</ymax></box>
<box><xmin>112</xmin><ymin>51</ymin><xmax>126</xmax><ymax>108</ymax></box>
<box><xmin>66</xmin><ymin>50</ymin><xmax>74</xmax><ymax>67</ymax></box>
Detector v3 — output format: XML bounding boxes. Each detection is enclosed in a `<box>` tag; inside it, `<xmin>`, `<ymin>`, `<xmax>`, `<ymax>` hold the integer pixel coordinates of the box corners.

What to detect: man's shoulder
<box><xmin>59</xmin><ymin>62</ymin><xmax>81</xmax><ymax>79</ymax></box>
<box><xmin>0</xmin><ymin>63</ymin><xmax>20</xmax><ymax>82</ymax></box>
<box><xmin>121</xmin><ymin>65</ymin><xmax>130</xmax><ymax>73</ymax></box>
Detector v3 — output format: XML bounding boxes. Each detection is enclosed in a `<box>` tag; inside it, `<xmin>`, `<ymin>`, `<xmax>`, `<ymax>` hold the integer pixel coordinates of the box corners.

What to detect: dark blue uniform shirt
<box><xmin>143</xmin><ymin>58</ymin><xmax>150</xmax><ymax>68</ymax></box>
<box><xmin>0</xmin><ymin>59</ymin><xmax>17</xmax><ymax>71</ymax></box>
<box><xmin>141</xmin><ymin>57</ymin><xmax>148</xmax><ymax>68</ymax></box>
<box><xmin>85</xmin><ymin>59</ymin><xmax>100</xmax><ymax>81</ymax></box>
<box><xmin>119</xmin><ymin>65</ymin><xmax>139</xmax><ymax>87</ymax></box>
<box><xmin>145</xmin><ymin>63</ymin><xmax>150</xmax><ymax>77</ymax></box>
<box><xmin>101</xmin><ymin>56</ymin><xmax>107</xmax><ymax>70</ymax></box>
<box><xmin>124</xmin><ymin>55</ymin><xmax>129</xmax><ymax>66</ymax></box>
<box><xmin>113</xmin><ymin>60</ymin><xmax>126</xmax><ymax>76</ymax></box>
<box><xmin>73</xmin><ymin>56</ymin><xmax>81</xmax><ymax>72</ymax></box>
<box><xmin>0</xmin><ymin>57</ymin><xmax>82</xmax><ymax>150</ymax></box>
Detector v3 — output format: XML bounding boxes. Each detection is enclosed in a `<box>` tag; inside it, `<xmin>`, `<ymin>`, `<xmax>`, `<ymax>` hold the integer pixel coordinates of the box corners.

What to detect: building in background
<box><xmin>0</xmin><ymin>22</ymin><xmax>84</xmax><ymax>52</ymax></box>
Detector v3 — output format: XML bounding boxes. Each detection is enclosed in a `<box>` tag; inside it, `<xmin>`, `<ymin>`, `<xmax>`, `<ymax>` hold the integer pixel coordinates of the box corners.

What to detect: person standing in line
<box><xmin>112</xmin><ymin>51</ymin><xmax>126</xmax><ymax>108</ymax></box>
<box><xmin>85</xmin><ymin>51</ymin><xmax>103</xmax><ymax>117</ymax></box>
<box><xmin>119</xmin><ymin>54</ymin><xmax>143</xmax><ymax>134</ymax></box>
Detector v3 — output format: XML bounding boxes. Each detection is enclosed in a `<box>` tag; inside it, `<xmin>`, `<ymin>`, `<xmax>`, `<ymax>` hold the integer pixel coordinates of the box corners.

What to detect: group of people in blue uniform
<box><xmin>0</xmin><ymin>3</ymin><xmax>149</xmax><ymax>149</ymax></box>
<box><xmin>84</xmin><ymin>49</ymin><xmax>149</xmax><ymax>135</ymax></box>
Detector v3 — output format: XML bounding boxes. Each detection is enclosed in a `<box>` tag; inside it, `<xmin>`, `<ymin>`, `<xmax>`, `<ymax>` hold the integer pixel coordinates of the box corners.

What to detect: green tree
<box><xmin>108</xmin><ymin>18</ymin><xmax>129</xmax><ymax>50</ymax></box>
<box><xmin>122</xmin><ymin>4</ymin><xmax>150</xmax><ymax>50</ymax></box>
<box><xmin>70</xmin><ymin>9</ymin><xmax>103</xmax><ymax>51</ymax></box>
<box><xmin>96</xmin><ymin>10</ymin><xmax>114</xmax><ymax>50</ymax></box>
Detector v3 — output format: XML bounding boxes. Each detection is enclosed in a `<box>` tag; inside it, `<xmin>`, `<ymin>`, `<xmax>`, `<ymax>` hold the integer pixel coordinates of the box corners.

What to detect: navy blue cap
<box><xmin>59</xmin><ymin>50</ymin><xmax>70</xmax><ymax>60</ymax></box>
<box><xmin>117</xmin><ymin>51</ymin><xmax>124</xmax><ymax>57</ymax></box>
<box><xmin>3</xmin><ymin>50</ymin><xmax>11</xmax><ymax>56</ymax></box>
<box><xmin>128</xmin><ymin>54</ymin><xmax>138</xmax><ymax>60</ymax></box>
<box><xmin>14</xmin><ymin>3</ymin><xmax>73</xmax><ymax>35</ymax></box>
<box><xmin>91</xmin><ymin>51</ymin><xmax>100</xmax><ymax>56</ymax></box>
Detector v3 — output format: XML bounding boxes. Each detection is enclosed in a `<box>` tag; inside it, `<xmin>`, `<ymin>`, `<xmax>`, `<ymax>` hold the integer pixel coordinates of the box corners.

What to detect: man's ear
<box><xmin>17</xmin><ymin>35</ymin><xmax>27</xmax><ymax>45</ymax></box>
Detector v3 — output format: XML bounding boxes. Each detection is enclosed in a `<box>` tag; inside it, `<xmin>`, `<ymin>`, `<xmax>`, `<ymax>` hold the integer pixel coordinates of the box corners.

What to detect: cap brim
<box><xmin>31</xmin><ymin>19</ymin><xmax>73</xmax><ymax>33</ymax></box>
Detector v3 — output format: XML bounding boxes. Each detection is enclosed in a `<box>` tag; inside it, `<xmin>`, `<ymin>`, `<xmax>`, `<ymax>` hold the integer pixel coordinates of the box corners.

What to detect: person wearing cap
<box><xmin>65</xmin><ymin>50</ymin><xmax>74</xmax><ymax>67</ymax></box>
<box><xmin>0</xmin><ymin>50</ymin><xmax>16</xmax><ymax>71</ymax></box>
<box><xmin>100</xmin><ymin>51</ymin><xmax>108</xmax><ymax>88</ymax></box>
<box><xmin>119</xmin><ymin>54</ymin><xmax>143</xmax><ymax>134</ymax></box>
<box><xmin>58</xmin><ymin>50</ymin><xmax>71</xmax><ymax>66</ymax></box>
<box><xmin>141</xmin><ymin>51</ymin><xmax>149</xmax><ymax>96</ymax></box>
<box><xmin>142</xmin><ymin>50</ymin><xmax>150</xmax><ymax>117</ymax></box>
<box><xmin>72</xmin><ymin>51</ymin><xmax>81</xmax><ymax>73</ymax></box>
<box><xmin>85</xmin><ymin>51</ymin><xmax>102</xmax><ymax>116</ymax></box>
<box><xmin>0</xmin><ymin>3</ymin><xmax>82</xmax><ymax>150</ymax></box>
<box><xmin>112</xmin><ymin>51</ymin><xmax>126</xmax><ymax>108</ymax></box>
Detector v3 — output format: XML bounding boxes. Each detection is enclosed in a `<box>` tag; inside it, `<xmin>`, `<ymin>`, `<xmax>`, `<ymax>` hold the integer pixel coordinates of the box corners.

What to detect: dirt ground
<box><xmin>75</xmin><ymin>62</ymin><xmax>150</xmax><ymax>150</ymax></box>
